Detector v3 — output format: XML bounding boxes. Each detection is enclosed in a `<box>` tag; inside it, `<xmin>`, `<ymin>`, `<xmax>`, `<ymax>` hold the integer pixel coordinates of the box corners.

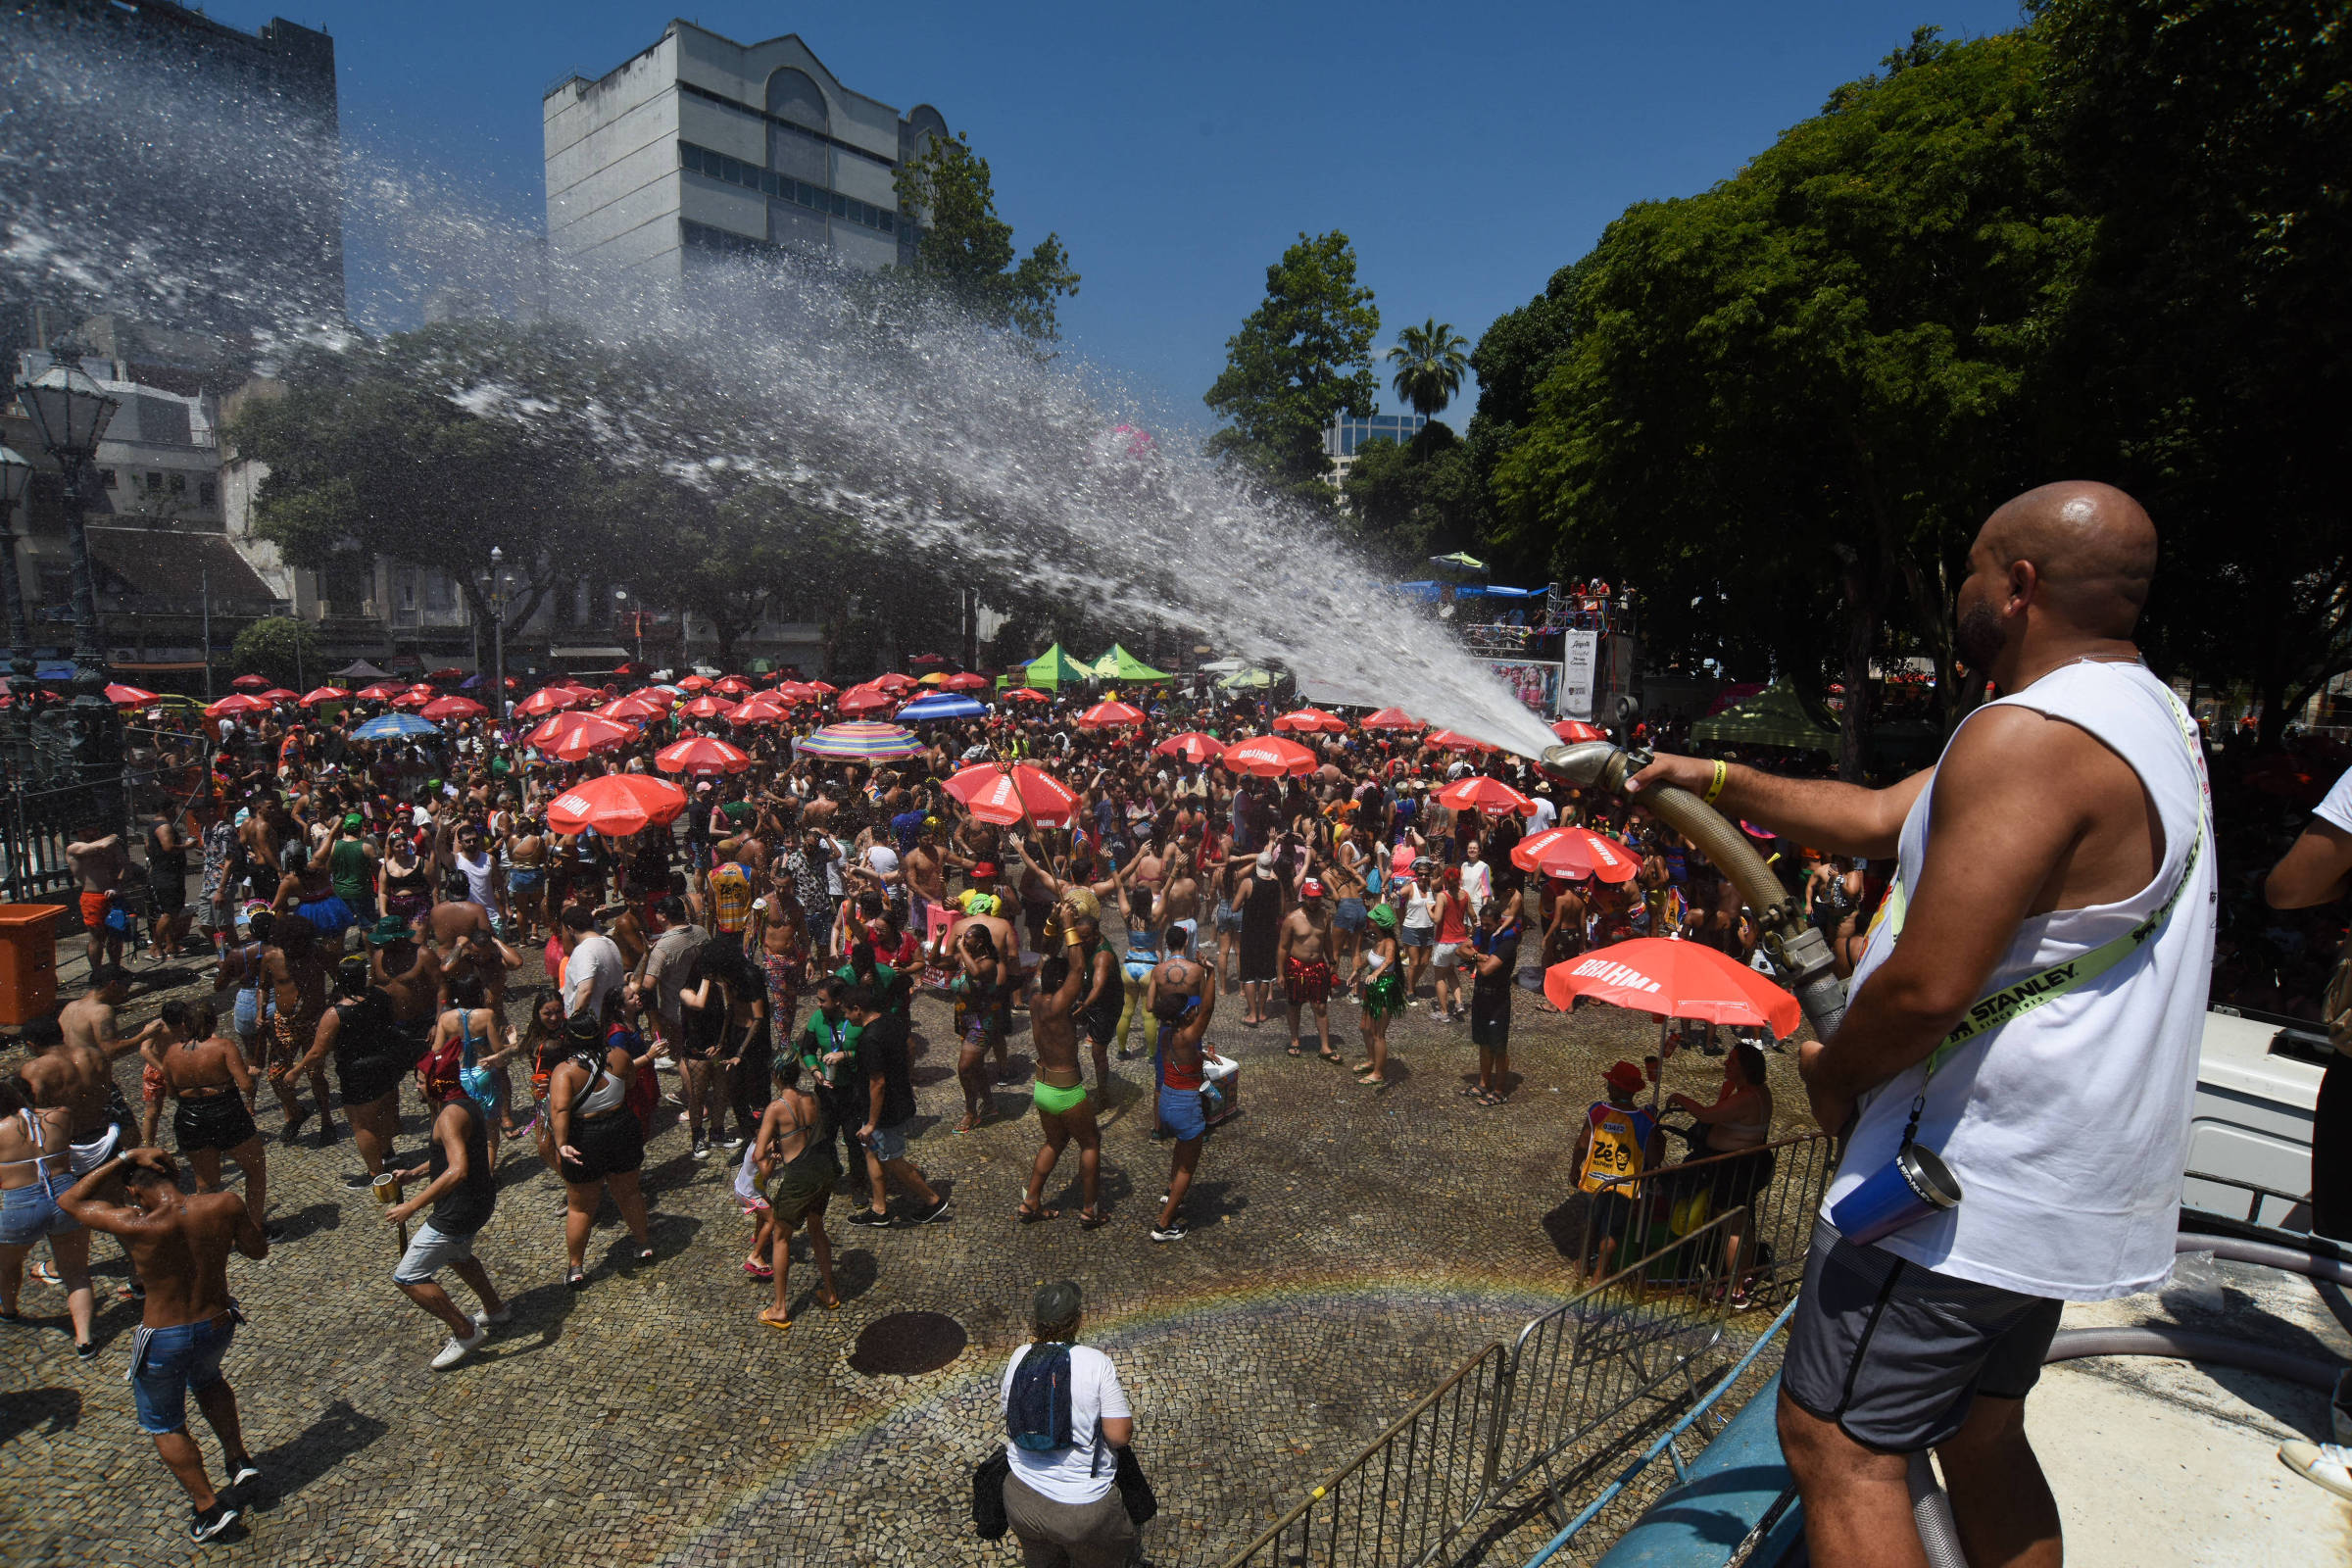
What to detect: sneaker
<box><xmin>472</xmin><ymin>1304</ymin><xmax>514</xmax><ymax>1328</ymax></box>
<box><xmin>1150</xmin><ymin>1221</ymin><xmax>1189</xmax><ymax>1244</ymax></box>
<box><xmin>911</xmin><ymin>1196</ymin><xmax>952</xmax><ymax>1225</ymax></box>
<box><xmin>719</xmin><ymin>1133</ymin><xmax>747</xmax><ymax>1152</ymax></box>
<box><xmin>690</xmin><ymin>1138</ymin><xmax>712</xmax><ymax>1161</ymax></box>
<box><xmin>223</xmin><ymin>1458</ymin><xmax>261</xmax><ymax>1489</ymax></box>
<box><xmin>2279</xmin><ymin>1441</ymin><xmax>2352</xmax><ymax>1501</ymax></box>
<box><xmin>342</xmin><ymin>1169</ymin><xmax>380</xmax><ymax>1191</ymax></box>
<box><xmin>430</xmin><ymin>1323</ymin><xmax>488</xmax><ymax>1369</ymax></box>
<box><xmin>261</xmin><ymin>1223</ymin><xmax>286</xmax><ymax>1244</ymax></box>
<box><xmin>845</xmin><ymin>1207</ymin><xmax>892</xmax><ymax>1229</ymax></box>
<box><xmin>190</xmin><ymin>1502</ymin><xmax>240</xmax><ymax>1543</ymax></box>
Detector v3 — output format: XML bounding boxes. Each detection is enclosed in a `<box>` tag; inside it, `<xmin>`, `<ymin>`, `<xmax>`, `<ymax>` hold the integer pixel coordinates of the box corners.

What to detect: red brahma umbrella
<box><xmin>836</xmin><ymin>684</ymin><xmax>897</xmax><ymax>717</ymax></box>
<box><xmin>514</xmin><ymin>686</ymin><xmax>581</xmax><ymax>717</ymax></box>
<box><xmin>1437</xmin><ymin>775</ymin><xmax>1537</xmax><ymax>815</ymax></box>
<box><xmin>1152</xmin><ymin>732</ymin><xmax>1224</xmax><ymax>764</ymax></box>
<box><xmin>298</xmin><ymin>686</ymin><xmax>348</xmax><ymax>708</ymax></box>
<box><xmin>1076</xmin><ymin>700</ymin><xmax>1146</xmax><ymax>729</ymax></box>
<box><xmin>1220</xmin><ymin>734</ymin><xmax>1317</xmax><ymax>778</ymax></box>
<box><xmin>678</xmin><ymin>693</ymin><xmax>733</xmax><ymax>720</ymax></box>
<box><xmin>941</xmin><ymin>672</ymin><xmax>990</xmax><ymax>692</ymax></box>
<box><xmin>1361</xmin><ymin>708</ymin><xmax>1425</xmax><ymax>731</ymax></box>
<box><xmin>547</xmin><ymin>774</ymin><xmax>687</xmax><ymax>836</ymax></box>
<box><xmin>1002</xmin><ymin>688</ymin><xmax>1050</xmax><ymax>704</ymax></box>
<box><xmin>204</xmin><ymin>694</ymin><xmax>272</xmax><ymax>718</ymax></box>
<box><xmin>229</xmin><ymin>673</ymin><xmax>270</xmax><ymax>691</ymax></box>
<box><xmin>105</xmin><ymin>683</ymin><xmax>159</xmax><ymax>707</ymax></box>
<box><xmin>655</xmin><ymin>736</ymin><xmax>751</xmax><ymax>775</ymax></box>
<box><xmin>1425</xmin><ymin>729</ymin><xmax>1497</xmax><ymax>753</ymax></box>
<box><xmin>1513</xmin><ymin>826</ymin><xmax>1638</xmax><ymax>884</ymax></box>
<box><xmin>873</xmin><ymin>671</ymin><xmax>918</xmax><ymax>693</ymax></box>
<box><xmin>356</xmin><ymin>682</ymin><xmax>406</xmax><ymax>702</ymax></box>
<box><xmin>946</xmin><ymin>762</ymin><xmax>1081</xmax><ymax>827</ymax></box>
<box><xmin>1552</xmin><ymin>719</ymin><xmax>1607</xmax><ymax>743</ymax></box>
<box><xmin>1544</xmin><ymin>938</ymin><xmax>1799</xmax><ymax>1038</ymax></box>
<box><xmin>418</xmin><ymin>695</ymin><xmax>485</xmax><ymax>721</ymax></box>
<box><xmin>712</xmin><ymin>675</ymin><xmax>753</xmax><ymax>696</ymax></box>
<box><xmin>1272</xmin><ymin>707</ymin><xmax>1346</xmax><ymax>735</ymax></box>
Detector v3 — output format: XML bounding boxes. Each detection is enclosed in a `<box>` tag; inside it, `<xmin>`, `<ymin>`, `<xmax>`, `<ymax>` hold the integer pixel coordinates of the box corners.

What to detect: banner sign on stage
<box><xmin>1562</xmin><ymin>630</ymin><xmax>1598</xmax><ymax>720</ymax></box>
<box><xmin>1482</xmin><ymin>660</ymin><xmax>1563</xmax><ymax>718</ymax></box>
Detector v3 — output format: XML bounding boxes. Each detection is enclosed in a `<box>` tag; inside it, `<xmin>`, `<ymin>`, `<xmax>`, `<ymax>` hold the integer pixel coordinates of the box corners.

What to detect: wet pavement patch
<box><xmin>849</xmin><ymin>1311</ymin><xmax>968</xmax><ymax>1376</ymax></box>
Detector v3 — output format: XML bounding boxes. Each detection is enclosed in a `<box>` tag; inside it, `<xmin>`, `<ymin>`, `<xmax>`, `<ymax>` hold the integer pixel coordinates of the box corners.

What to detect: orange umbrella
<box><xmin>1425</xmin><ymin>728</ymin><xmax>1497</xmax><ymax>753</ymax></box>
<box><xmin>1513</xmin><ymin>826</ymin><xmax>1638</xmax><ymax>884</ymax></box>
<box><xmin>1152</xmin><ymin>732</ymin><xmax>1224</xmax><ymax>764</ymax></box>
<box><xmin>1361</xmin><ymin>707</ymin><xmax>1425</xmax><ymax>731</ymax></box>
<box><xmin>204</xmin><ymin>693</ymin><xmax>272</xmax><ymax>718</ymax></box>
<box><xmin>1551</xmin><ymin>719</ymin><xmax>1607</xmax><ymax>743</ymax></box>
<box><xmin>357</xmin><ymin>682</ymin><xmax>406</xmax><ymax>702</ymax></box>
<box><xmin>1220</xmin><ymin>734</ymin><xmax>1317</xmax><ymax>778</ymax></box>
<box><xmin>678</xmin><ymin>693</ymin><xmax>733</xmax><ymax>720</ymax></box>
<box><xmin>946</xmin><ymin>762</ymin><xmax>1082</xmax><ymax>827</ymax></box>
<box><xmin>547</xmin><ymin>773</ymin><xmax>688</xmax><ymax>836</ymax></box>
<box><xmin>941</xmin><ymin>672</ymin><xmax>990</xmax><ymax>692</ymax></box>
<box><xmin>655</xmin><ymin>736</ymin><xmax>752</xmax><ymax>775</ymax></box>
<box><xmin>105</xmin><ymin>682</ymin><xmax>159</xmax><ymax>707</ymax></box>
<box><xmin>712</xmin><ymin>675</ymin><xmax>753</xmax><ymax>696</ymax></box>
<box><xmin>1544</xmin><ymin>938</ymin><xmax>1799</xmax><ymax>1039</ymax></box>
<box><xmin>1437</xmin><ymin>775</ymin><xmax>1536</xmax><ymax>815</ymax></box>
<box><xmin>418</xmin><ymin>695</ymin><xmax>486</xmax><ymax>721</ymax></box>
<box><xmin>298</xmin><ymin>686</ymin><xmax>349</xmax><ymax>708</ymax></box>
<box><xmin>1076</xmin><ymin>700</ymin><xmax>1146</xmax><ymax>729</ymax></box>
<box><xmin>1272</xmin><ymin>707</ymin><xmax>1346</xmax><ymax>735</ymax></box>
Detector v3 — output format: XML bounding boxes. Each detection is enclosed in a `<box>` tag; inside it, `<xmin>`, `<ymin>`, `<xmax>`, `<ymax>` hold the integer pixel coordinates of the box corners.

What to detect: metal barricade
<box><xmin>1490</xmin><ymin>1209</ymin><xmax>1744</xmax><ymax>1510</ymax></box>
<box><xmin>1220</xmin><ymin>1341</ymin><xmax>1512</xmax><ymax>1568</ymax></box>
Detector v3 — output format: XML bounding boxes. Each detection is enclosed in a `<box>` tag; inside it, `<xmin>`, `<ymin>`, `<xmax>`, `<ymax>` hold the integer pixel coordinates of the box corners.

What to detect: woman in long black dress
<box><xmin>1238</xmin><ymin>856</ymin><xmax>1284</xmax><ymax>1026</ymax></box>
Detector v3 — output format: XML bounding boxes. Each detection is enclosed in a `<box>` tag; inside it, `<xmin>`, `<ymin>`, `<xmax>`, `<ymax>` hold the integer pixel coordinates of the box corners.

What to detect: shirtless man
<box><xmin>1277</xmin><ymin>879</ymin><xmax>1339</xmax><ymax>1062</ymax></box>
<box><xmin>1017</xmin><ymin>909</ymin><xmax>1107</xmax><ymax>1229</ymax></box>
<box><xmin>66</xmin><ymin>827</ymin><xmax>130</xmax><ymax>970</ymax></box>
<box><xmin>948</xmin><ymin>876</ymin><xmax>1021</xmax><ymax>1080</ymax></box>
<box><xmin>258</xmin><ymin>916</ymin><xmax>333</xmax><ymax>1144</ymax></box>
<box><xmin>902</xmin><ymin>822</ymin><xmax>950</xmax><ymax>968</ymax></box>
<box><xmin>54</xmin><ymin>968</ymin><xmax>162</xmax><ymax>1172</ymax></box>
<box><xmin>57</xmin><ymin>1146</ymin><xmax>267</xmax><ymax>1543</ymax></box>
<box><xmin>750</xmin><ymin>1054</ymin><xmax>842</xmax><ymax>1330</ymax></box>
<box><xmin>1143</xmin><ymin>924</ymin><xmax>1211</xmax><ymax>1139</ymax></box>
<box><xmin>504</xmin><ymin>814</ymin><xmax>550</xmax><ymax>946</ymax></box>
<box><xmin>371</xmin><ymin>916</ymin><xmax>445</xmax><ymax>1090</ymax></box>
<box><xmin>1156</xmin><ymin>845</ymin><xmax>1204</xmax><ymax>980</ymax></box>
<box><xmin>1148</xmin><ymin>975</ymin><xmax>1219</xmax><ymax>1244</ymax></box>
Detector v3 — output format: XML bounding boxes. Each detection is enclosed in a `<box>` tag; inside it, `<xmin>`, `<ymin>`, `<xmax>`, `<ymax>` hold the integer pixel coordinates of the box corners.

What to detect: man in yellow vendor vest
<box><xmin>1572</xmin><ymin>1059</ymin><xmax>1664</xmax><ymax>1280</ymax></box>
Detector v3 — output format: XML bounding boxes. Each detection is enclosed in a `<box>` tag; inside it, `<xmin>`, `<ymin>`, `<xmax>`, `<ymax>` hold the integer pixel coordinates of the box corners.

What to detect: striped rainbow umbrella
<box><xmin>799</xmin><ymin>720</ymin><xmax>923</xmax><ymax>761</ymax></box>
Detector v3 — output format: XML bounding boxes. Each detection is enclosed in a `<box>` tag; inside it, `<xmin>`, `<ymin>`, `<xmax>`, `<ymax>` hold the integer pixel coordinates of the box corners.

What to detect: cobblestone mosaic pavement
<box><xmin>2</xmin><ymin>934</ymin><xmax>1824</xmax><ymax>1568</ymax></box>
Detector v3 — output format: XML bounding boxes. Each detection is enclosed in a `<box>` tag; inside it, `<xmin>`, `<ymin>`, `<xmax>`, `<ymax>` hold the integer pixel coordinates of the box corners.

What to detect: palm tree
<box><xmin>1385</xmin><ymin>318</ymin><xmax>1470</xmax><ymax>420</ymax></box>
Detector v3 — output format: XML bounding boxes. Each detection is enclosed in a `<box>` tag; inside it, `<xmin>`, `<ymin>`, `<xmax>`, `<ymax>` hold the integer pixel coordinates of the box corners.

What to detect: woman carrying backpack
<box><xmin>999</xmin><ymin>1279</ymin><xmax>1137</xmax><ymax>1566</ymax></box>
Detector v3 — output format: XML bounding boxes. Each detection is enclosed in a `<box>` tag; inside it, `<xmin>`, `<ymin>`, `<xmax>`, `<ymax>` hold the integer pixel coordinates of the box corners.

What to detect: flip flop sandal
<box><xmin>30</xmin><ymin>1262</ymin><xmax>60</xmax><ymax>1286</ymax></box>
<box><xmin>743</xmin><ymin>1261</ymin><xmax>774</xmax><ymax>1280</ymax></box>
<box><xmin>1015</xmin><ymin>1200</ymin><xmax>1059</xmax><ymax>1224</ymax></box>
<box><xmin>1079</xmin><ymin>1208</ymin><xmax>1110</xmax><ymax>1230</ymax></box>
<box><xmin>814</xmin><ymin>1293</ymin><xmax>842</xmax><ymax>1311</ymax></box>
<box><xmin>1286</xmin><ymin>1044</ymin><xmax>1302</xmax><ymax>1057</ymax></box>
<box><xmin>1319</xmin><ymin>1050</ymin><xmax>1346</xmax><ymax>1064</ymax></box>
<box><xmin>759</xmin><ymin>1312</ymin><xmax>794</xmax><ymax>1332</ymax></box>
<box><xmin>566</xmin><ymin>1268</ymin><xmax>587</xmax><ymax>1290</ymax></box>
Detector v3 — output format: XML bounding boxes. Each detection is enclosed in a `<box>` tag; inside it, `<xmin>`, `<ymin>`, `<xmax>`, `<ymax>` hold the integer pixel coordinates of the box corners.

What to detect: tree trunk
<box><xmin>1838</xmin><ymin>561</ymin><xmax>1878</xmax><ymax>784</ymax></box>
<box><xmin>2257</xmin><ymin>675</ymin><xmax>2289</xmax><ymax>750</ymax></box>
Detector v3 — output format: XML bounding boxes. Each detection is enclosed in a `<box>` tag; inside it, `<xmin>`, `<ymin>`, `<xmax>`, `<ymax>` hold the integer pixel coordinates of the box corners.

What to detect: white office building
<box><xmin>543</xmin><ymin>22</ymin><xmax>950</xmax><ymax>278</ymax></box>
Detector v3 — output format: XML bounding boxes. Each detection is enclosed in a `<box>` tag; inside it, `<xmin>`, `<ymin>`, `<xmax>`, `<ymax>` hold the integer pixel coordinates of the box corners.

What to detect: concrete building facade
<box><xmin>543</xmin><ymin>21</ymin><xmax>950</xmax><ymax>278</ymax></box>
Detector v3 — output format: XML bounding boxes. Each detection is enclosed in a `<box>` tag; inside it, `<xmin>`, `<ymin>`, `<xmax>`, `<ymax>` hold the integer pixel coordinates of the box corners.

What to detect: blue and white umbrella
<box><xmin>353</xmin><ymin>713</ymin><xmax>441</xmax><ymax>741</ymax></box>
<box><xmin>896</xmin><ymin>693</ymin><xmax>987</xmax><ymax>722</ymax></box>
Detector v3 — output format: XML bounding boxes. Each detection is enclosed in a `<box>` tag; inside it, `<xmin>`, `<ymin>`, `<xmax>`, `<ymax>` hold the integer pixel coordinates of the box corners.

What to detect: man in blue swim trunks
<box><xmin>59</xmin><ymin>1146</ymin><xmax>268</xmax><ymax>1544</ymax></box>
<box><xmin>1149</xmin><ymin>980</ymin><xmax>1218</xmax><ymax>1244</ymax></box>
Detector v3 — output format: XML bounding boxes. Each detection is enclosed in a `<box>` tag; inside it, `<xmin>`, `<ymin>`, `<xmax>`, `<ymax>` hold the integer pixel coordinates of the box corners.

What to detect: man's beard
<box><xmin>1954</xmin><ymin>600</ymin><xmax>2005</xmax><ymax>676</ymax></box>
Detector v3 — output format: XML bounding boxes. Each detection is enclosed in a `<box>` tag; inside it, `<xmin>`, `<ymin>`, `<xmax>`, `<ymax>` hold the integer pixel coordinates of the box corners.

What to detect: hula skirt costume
<box><xmin>1363</xmin><ymin>969</ymin><xmax>1405</xmax><ymax>1022</ymax></box>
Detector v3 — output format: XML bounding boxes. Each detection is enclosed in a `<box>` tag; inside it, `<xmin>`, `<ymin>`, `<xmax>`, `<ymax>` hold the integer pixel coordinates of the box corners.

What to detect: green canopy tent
<box><xmin>1429</xmin><ymin>551</ymin><xmax>1488</xmax><ymax>575</ymax></box>
<box><xmin>1088</xmin><ymin>644</ymin><xmax>1172</xmax><ymax>682</ymax></box>
<box><xmin>1006</xmin><ymin>643</ymin><xmax>1093</xmax><ymax>691</ymax></box>
<box><xmin>1690</xmin><ymin>680</ymin><xmax>1838</xmax><ymax>751</ymax></box>
<box><xmin>1219</xmin><ymin>666</ymin><xmax>1276</xmax><ymax>691</ymax></box>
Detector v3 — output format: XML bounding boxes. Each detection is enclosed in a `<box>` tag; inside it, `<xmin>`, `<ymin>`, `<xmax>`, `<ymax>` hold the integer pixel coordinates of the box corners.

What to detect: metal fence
<box><xmin>1215</xmin><ymin>1133</ymin><xmax>1837</xmax><ymax>1568</ymax></box>
<box><xmin>1219</xmin><ymin>1208</ymin><xmax>1757</xmax><ymax>1568</ymax></box>
<box><xmin>3</xmin><ymin>722</ymin><xmax>216</xmax><ymax>906</ymax></box>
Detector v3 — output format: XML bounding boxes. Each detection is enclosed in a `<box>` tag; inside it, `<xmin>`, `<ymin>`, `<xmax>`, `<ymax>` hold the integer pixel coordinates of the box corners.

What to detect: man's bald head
<box><xmin>1977</xmin><ymin>481</ymin><xmax>2157</xmax><ymax>638</ymax></box>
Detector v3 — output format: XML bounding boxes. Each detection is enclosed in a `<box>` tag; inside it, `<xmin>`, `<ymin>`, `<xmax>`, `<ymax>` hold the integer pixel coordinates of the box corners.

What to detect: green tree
<box><xmin>1463</xmin><ymin>265</ymin><xmax>1580</xmax><ymax>577</ymax></box>
<box><xmin>228</xmin><ymin>615</ymin><xmax>323</xmax><ymax>691</ymax></box>
<box><xmin>1203</xmin><ymin>231</ymin><xmax>1380</xmax><ymax>502</ymax></box>
<box><xmin>1495</xmin><ymin>28</ymin><xmax>2087</xmax><ymax>775</ymax></box>
<box><xmin>1386</xmin><ymin>318</ymin><xmax>1469</xmax><ymax>419</ymax></box>
<box><xmin>1340</xmin><ymin>422</ymin><xmax>1481</xmax><ymax>566</ymax></box>
<box><xmin>2032</xmin><ymin>0</ymin><xmax>2352</xmax><ymax>743</ymax></box>
<box><xmin>893</xmin><ymin>131</ymin><xmax>1080</xmax><ymax>345</ymax></box>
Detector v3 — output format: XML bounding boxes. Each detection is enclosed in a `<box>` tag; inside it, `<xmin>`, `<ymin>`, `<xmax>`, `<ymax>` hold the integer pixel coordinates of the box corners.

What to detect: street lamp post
<box><xmin>14</xmin><ymin>365</ymin><xmax>123</xmax><ymax>830</ymax></box>
<box><xmin>487</xmin><ymin>546</ymin><xmax>509</xmax><ymax>741</ymax></box>
<box><xmin>613</xmin><ymin>587</ymin><xmax>642</xmax><ymax>667</ymax></box>
<box><xmin>0</xmin><ymin>444</ymin><xmax>34</xmax><ymax>776</ymax></box>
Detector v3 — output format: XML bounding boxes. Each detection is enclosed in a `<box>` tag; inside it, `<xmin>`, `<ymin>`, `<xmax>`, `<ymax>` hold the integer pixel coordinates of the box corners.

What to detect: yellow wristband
<box><xmin>1702</xmin><ymin>760</ymin><xmax>1729</xmax><ymax>807</ymax></box>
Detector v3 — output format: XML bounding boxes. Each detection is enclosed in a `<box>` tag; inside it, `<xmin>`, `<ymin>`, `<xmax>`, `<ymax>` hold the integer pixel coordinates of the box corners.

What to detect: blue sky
<box><xmin>214</xmin><ymin>0</ymin><xmax>2028</xmax><ymax>431</ymax></box>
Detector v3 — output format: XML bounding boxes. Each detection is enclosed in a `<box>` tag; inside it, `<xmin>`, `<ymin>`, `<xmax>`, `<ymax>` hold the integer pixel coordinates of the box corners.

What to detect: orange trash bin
<box><xmin>0</xmin><ymin>904</ymin><xmax>65</xmax><ymax>1025</ymax></box>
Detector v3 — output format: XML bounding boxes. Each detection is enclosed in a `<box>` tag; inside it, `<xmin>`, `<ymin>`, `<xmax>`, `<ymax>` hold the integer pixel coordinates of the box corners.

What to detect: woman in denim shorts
<box><xmin>0</xmin><ymin>1081</ymin><xmax>96</xmax><ymax>1355</ymax></box>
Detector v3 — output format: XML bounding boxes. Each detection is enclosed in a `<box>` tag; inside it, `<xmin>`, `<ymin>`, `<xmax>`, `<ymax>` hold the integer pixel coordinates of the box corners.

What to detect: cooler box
<box><xmin>0</xmin><ymin>904</ymin><xmax>65</xmax><ymax>1025</ymax></box>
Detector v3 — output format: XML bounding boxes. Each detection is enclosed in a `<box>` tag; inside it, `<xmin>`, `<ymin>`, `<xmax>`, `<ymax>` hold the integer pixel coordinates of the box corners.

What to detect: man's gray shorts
<box><xmin>1783</xmin><ymin>1218</ymin><xmax>2062</xmax><ymax>1452</ymax></box>
<box><xmin>392</xmin><ymin>1220</ymin><xmax>479</xmax><ymax>1286</ymax></box>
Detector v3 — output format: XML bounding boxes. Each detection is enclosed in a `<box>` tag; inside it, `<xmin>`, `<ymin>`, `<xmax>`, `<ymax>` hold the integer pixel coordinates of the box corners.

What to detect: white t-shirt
<box><xmin>1825</xmin><ymin>661</ymin><xmax>2215</xmax><ymax>1300</ymax></box>
<box><xmin>864</xmin><ymin>844</ymin><xmax>901</xmax><ymax>881</ymax></box>
<box><xmin>1529</xmin><ymin>797</ymin><xmax>1558</xmax><ymax>833</ymax></box>
<box><xmin>561</xmin><ymin>932</ymin><xmax>626</xmax><ymax>1021</ymax></box>
<box><xmin>2315</xmin><ymin>768</ymin><xmax>2352</xmax><ymax>835</ymax></box>
<box><xmin>1459</xmin><ymin>858</ymin><xmax>1493</xmax><ymax>914</ymax></box>
<box><xmin>1000</xmin><ymin>1344</ymin><xmax>1130</xmax><ymax>1505</ymax></box>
